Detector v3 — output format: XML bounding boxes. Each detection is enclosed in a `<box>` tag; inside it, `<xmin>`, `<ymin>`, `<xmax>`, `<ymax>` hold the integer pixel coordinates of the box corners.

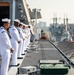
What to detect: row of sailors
<box><xmin>0</xmin><ymin>18</ymin><xmax>31</xmax><ymax>75</ymax></box>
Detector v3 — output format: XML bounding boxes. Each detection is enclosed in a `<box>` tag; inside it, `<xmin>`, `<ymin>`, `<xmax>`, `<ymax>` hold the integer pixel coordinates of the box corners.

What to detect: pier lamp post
<box><xmin>36</xmin><ymin>9</ymin><xmax>41</xmax><ymax>30</ymax></box>
<box><xmin>33</xmin><ymin>9</ymin><xmax>41</xmax><ymax>33</ymax></box>
<box><xmin>33</xmin><ymin>8</ymin><xmax>41</xmax><ymax>40</ymax></box>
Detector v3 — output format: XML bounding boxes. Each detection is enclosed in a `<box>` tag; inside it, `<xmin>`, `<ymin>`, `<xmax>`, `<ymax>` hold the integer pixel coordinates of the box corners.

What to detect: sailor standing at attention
<box><xmin>9</xmin><ymin>19</ymin><xmax>21</xmax><ymax>66</ymax></box>
<box><xmin>17</xmin><ymin>22</ymin><xmax>25</xmax><ymax>58</ymax></box>
<box><xmin>23</xmin><ymin>25</ymin><xmax>28</xmax><ymax>51</ymax></box>
<box><xmin>27</xmin><ymin>25</ymin><xmax>31</xmax><ymax>46</ymax></box>
<box><xmin>22</xmin><ymin>24</ymin><xmax>27</xmax><ymax>52</ymax></box>
<box><xmin>25</xmin><ymin>25</ymin><xmax>30</xmax><ymax>49</ymax></box>
<box><xmin>0</xmin><ymin>18</ymin><xmax>14</xmax><ymax>75</ymax></box>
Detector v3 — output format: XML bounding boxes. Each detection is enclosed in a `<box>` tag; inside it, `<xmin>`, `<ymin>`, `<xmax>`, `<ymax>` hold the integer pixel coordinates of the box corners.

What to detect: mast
<box><xmin>22</xmin><ymin>0</ymin><xmax>34</xmax><ymax>34</ymax></box>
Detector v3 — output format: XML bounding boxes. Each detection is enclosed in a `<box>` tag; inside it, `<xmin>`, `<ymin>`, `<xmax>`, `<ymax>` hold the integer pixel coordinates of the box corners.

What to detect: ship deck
<box><xmin>19</xmin><ymin>40</ymin><xmax>74</xmax><ymax>75</ymax></box>
<box><xmin>0</xmin><ymin>40</ymin><xmax>74</xmax><ymax>75</ymax></box>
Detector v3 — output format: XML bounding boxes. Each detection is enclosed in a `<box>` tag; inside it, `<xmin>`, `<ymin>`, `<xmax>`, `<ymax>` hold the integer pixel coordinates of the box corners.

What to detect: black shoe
<box><xmin>17</xmin><ymin>57</ymin><xmax>23</xmax><ymax>59</ymax></box>
<box><xmin>10</xmin><ymin>63</ymin><xmax>20</xmax><ymax>67</ymax></box>
<box><xmin>24</xmin><ymin>50</ymin><xmax>27</xmax><ymax>52</ymax></box>
<box><xmin>22</xmin><ymin>53</ymin><xmax>25</xmax><ymax>55</ymax></box>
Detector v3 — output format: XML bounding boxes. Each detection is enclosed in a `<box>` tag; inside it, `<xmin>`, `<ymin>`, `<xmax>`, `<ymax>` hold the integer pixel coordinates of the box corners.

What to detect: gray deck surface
<box><xmin>19</xmin><ymin>40</ymin><xmax>74</xmax><ymax>75</ymax></box>
<box><xmin>20</xmin><ymin>40</ymin><xmax>63</xmax><ymax>67</ymax></box>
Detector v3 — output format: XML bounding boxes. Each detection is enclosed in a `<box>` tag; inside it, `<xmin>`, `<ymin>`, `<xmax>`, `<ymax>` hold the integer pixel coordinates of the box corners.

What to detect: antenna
<box><xmin>66</xmin><ymin>14</ymin><xmax>68</xmax><ymax>26</ymax></box>
<box><xmin>53</xmin><ymin>13</ymin><xmax>57</xmax><ymax>25</ymax></box>
<box><xmin>63</xmin><ymin>14</ymin><xmax>66</xmax><ymax>25</ymax></box>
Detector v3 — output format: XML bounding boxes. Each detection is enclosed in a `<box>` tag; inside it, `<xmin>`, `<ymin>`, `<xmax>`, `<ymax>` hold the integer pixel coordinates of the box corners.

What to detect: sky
<box><xmin>27</xmin><ymin>0</ymin><xmax>74</xmax><ymax>24</ymax></box>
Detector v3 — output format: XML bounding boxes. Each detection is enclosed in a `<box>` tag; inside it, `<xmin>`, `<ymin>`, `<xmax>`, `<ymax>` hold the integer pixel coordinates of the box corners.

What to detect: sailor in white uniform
<box><xmin>21</xmin><ymin>23</ymin><xmax>26</xmax><ymax>55</ymax></box>
<box><xmin>22</xmin><ymin>24</ymin><xmax>27</xmax><ymax>52</ymax></box>
<box><xmin>0</xmin><ymin>18</ymin><xmax>14</xmax><ymax>75</ymax></box>
<box><xmin>25</xmin><ymin>25</ymin><xmax>30</xmax><ymax>49</ymax></box>
<box><xmin>9</xmin><ymin>19</ymin><xmax>20</xmax><ymax>66</ymax></box>
<box><xmin>23</xmin><ymin>25</ymin><xmax>29</xmax><ymax>50</ymax></box>
<box><xmin>27</xmin><ymin>25</ymin><xmax>31</xmax><ymax>46</ymax></box>
<box><xmin>17</xmin><ymin>22</ymin><xmax>25</xmax><ymax>58</ymax></box>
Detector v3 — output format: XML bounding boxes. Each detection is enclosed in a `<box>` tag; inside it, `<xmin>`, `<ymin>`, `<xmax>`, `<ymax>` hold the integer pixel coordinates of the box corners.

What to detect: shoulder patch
<box><xmin>0</xmin><ymin>27</ymin><xmax>3</xmax><ymax>29</ymax></box>
<box><xmin>2</xmin><ymin>31</ymin><xmax>5</xmax><ymax>33</ymax></box>
<box><xmin>12</xmin><ymin>29</ymin><xmax>16</xmax><ymax>30</ymax></box>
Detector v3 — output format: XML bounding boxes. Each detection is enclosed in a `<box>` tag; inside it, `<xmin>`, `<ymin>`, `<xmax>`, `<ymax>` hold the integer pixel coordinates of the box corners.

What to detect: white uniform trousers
<box><xmin>18</xmin><ymin>39</ymin><xmax>23</xmax><ymax>57</ymax></box>
<box><xmin>22</xmin><ymin>40</ymin><xmax>26</xmax><ymax>53</ymax></box>
<box><xmin>25</xmin><ymin>38</ymin><xmax>28</xmax><ymax>49</ymax></box>
<box><xmin>29</xmin><ymin>36</ymin><xmax>30</xmax><ymax>44</ymax></box>
<box><xmin>27</xmin><ymin>37</ymin><xmax>29</xmax><ymax>48</ymax></box>
<box><xmin>28</xmin><ymin>36</ymin><xmax>30</xmax><ymax>45</ymax></box>
<box><xmin>27</xmin><ymin>37</ymin><xmax>29</xmax><ymax>46</ymax></box>
<box><xmin>0</xmin><ymin>50</ymin><xmax>11</xmax><ymax>75</ymax></box>
<box><xmin>11</xmin><ymin>42</ymin><xmax>18</xmax><ymax>65</ymax></box>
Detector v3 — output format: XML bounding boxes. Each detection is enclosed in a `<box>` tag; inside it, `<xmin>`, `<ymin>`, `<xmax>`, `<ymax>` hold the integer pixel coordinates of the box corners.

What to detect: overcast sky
<box><xmin>27</xmin><ymin>0</ymin><xmax>74</xmax><ymax>24</ymax></box>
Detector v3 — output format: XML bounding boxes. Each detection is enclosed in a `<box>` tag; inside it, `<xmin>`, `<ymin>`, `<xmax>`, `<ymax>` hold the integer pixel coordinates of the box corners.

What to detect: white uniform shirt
<box><xmin>17</xmin><ymin>27</ymin><xmax>24</xmax><ymax>39</ymax></box>
<box><xmin>28</xmin><ymin>28</ymin><xmax>31</xmax><ymax>36</ymax></box>
<box><xmin>25</xmin><ymin>29</ymin><xmax>28</xmax><ymax>37</ymax></box>
<box><xmin>0</xmin><ymin>27</ymin><xmax>12</xmax><ymax>50</ymax></box>
<box><xmin>22</xmin><ymin>29</ymin><xmax>27</xmax><ymax>39</ymax></box>
<box><xmin>9</xmin><ymin>25</ymin><xmax>20</xmax><ymax>43</ymax></box>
